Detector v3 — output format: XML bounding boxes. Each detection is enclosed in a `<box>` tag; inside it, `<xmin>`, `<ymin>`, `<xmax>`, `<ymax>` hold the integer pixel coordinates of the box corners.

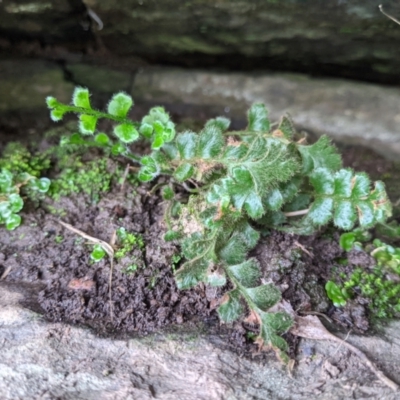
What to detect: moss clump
<box><xmin>330</xmin><ymin>238</ymin><xmax>400</xmax><ymax>320</ymax></box>
<box><xmin>115</xmin><ymin>227</ymin><xmax>144</xmax><ymax>260</ymax></box>
<box><xmin>49</xmin><ymin>157</ymin><xmax>119</xmax><ymax>203</ymax></box>
<box><xmin>342</xmin><ymin>267</ymin><xmax>400</xmax><ymax>319</ymax></box>
<box><xmin>0</xmin><ymin>142</ymin><xmax>50</xmax><ymax>178</ymax></box>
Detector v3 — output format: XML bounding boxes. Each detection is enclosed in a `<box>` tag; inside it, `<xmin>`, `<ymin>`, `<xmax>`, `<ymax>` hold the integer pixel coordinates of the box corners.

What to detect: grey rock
<box><xmin>1</xmin><ymin>283</ymin><xmax>399</xmax><ymax>399</ymax></box>
<box><xmin>0</xmin><ymin>60</ymin><xmax>74</xmax><ymax>112</ymax></box>
<box><xmin>65</xmin><ymin>63</ymin><xmax>133</xmax><ymax>95</ymax></box>
<box><xmin>133</xmin><ymin>68</ymin><xmax>400</xmax><ymax>159</ymax></box>
<box><xmin>2</xmin><ymin>0</ymin><xmax>400</xmax><ymax>83</ymax></box>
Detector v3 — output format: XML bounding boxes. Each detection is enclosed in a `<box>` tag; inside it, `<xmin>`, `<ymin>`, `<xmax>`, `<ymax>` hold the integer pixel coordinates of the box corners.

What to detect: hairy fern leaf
<box><xmin>297</xmin><ymin>135</ymin><xmax>342</xmax><ymax>175</ymax></box>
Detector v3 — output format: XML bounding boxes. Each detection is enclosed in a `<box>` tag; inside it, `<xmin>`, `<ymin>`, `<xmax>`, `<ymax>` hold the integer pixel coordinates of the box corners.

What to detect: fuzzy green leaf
<box><xmin>259</xmin><ymin>311</ymin><xmax>293</xmax><ymax>351</ymax></box>
<box><xmin>141</xmin><ymin>107</ymin><xmax>176</xmax><ymax>147</ymax></box>
<box><xmin>218</xmin><ymin>136</ymin><xmax>299</xmax><ymax>219</ymax></box>
<box><xmin>223</xmin><ymin>143</ymin><xmax>248</xmax><ymax>160</ymax></box>
<box><xmin>205</xmin><ymin>116</ymin><xmax>230</xmax><ymax>132</ymax></box>
<box><xmin>114</xmin><ymin>123</ymin><xmax>139</xmax><ymax>143</ymax></box>
<box><xmin>264</xmin><ymin>189</ymin><xmax>284</xmax><ymax>211</ymax></box>
<box><xmin>228</xmin><ymin>258</ymin><xmax>261</xmax><ymax>288</ymax></box>
<box><xmin>334</xmin><ymin>168</ymin><xmax>352</xmax><ymax>197</ymax></box>
<box><xmin>73</xmin><ymin>87</ymin><xmax>91</xmax><ymax>109</ymax></box>
<box><xmin>46</xmin><ymin>96</ymin><xmax>59</xmax><ymax>109</ymax></box>
<box><xmin>217</xmin><ymin>289</ymin><xmax>244</xmax><ymax>323</ymax></box>
<box><xmin>277</xmin><ymin>114</ymin><xmax>295</xmax><ymax>139</ymax></box>
<box><xmin>8</xmin><ymin>194</ymin><xmax>23</xmax><ymax>213</ymax></box>
<box><xmin>352</xmin><ymin>172</ymin><xmax>370</xmax><ymax>198</ymax></box>
<box><xmin>206</xmin><ymin>270</ymin><xmax>227</xmax><ymax>287</ymax></box>
<box><xmin>258</xmin><ymin>210</ymin><xmax>286</xmax><ymax>227</ymax></box>
<box><xmin>175</xmin><ymin>257</ymin><xmax>210</xmax><ymax>289</ymax></box>
<box><xmin>174</xmin><ymin>163</ymin><xmax>194</xmax><ymax>182</ymax></box>
<box><xmin>219</xmin><ymin>233</ymin><xmax>248</xmax><ymax>265</ymax></box>
<box><xmin>245</xmin><ymin>284</ymin><xmax>281</xmax><ymax>312</ymax></box>
<box><xmin>79</xmin><ymin>114</ymin><xmax>97</xmax><ymax>135</ymax></box>
<box><xmin>283</xmin><ymin>194</ymin><xmax>311</xmax><ymax>212</ymax></box>
<box><xmin>310</xmin><ymin>168</ymin><xmax>334</xmax><ymax>195</ymax></box>
<box><xmin>95</xmin><ymin>132</ymin><xmax>110</xmax><ymax>145</ymax></box>
<box><xmin>0</xmin><ymin>202</ymin><xmax>11</xmax><ymax>219</ymax></box>
<box><xmin>29</xmin><ymin>177</ymin><xmax>51</xmax><ymax>193</ymax></box>
<box><xmin>243</xmin><ymin>193</ymin><xmax>265</xmax><ymax>219</ymax></box>
<box><xmin>247</xmin><ymin>103</ymin><xmax>270</xmax><ymax>132</ymax></box>
<box><xmin>226</xmin><ymin>167</ymin><xmax>254</xmax><ymax>207</ymax></box>
<box><xmin>357</xmin><ymin>201</ymin><xmax>375</xmax><ymax>228</ymax></box>
<box><xmin>308</xmin><ymin>197</ymin><xmax>333</xmax><ymax>226</ymax></box>
<box><xmin>0</xmin><ymin>169</ymin><xmax>13</xmax><ymax>192</ymax></box>
<box><xmin>107</xmin><ymin>92</ymin><xmax>133</xmax><ymax>117</ymax></box>
<box><xmin>50</xmin><ymin>108</ymin><xmax>66</xmax><ymax>122</ymax></box>
<box><xmin>237</xmin><ymin>221</ymin><xmax>260</xmax><ymax>249</ymax></box>
<box><xmin>138</xmin><ymin>171</ymin><xmax>156</xmax><ymax>182</ymax></box>
<box><xmin>176</xmin><ymin>131</ymin><xmax>197</xmax><ymax>159</ymax></box>
<box><xmin>298</xmin><ymin>135</ymin><xmax>342</xmax><ymax>175</ymax></box>
<box><xmin>280</xmin><ymin>178</ymin><xmax>303</xmax><ymax>203</ymax></box>
<box><xmin>5</xmin><ymin>213</ymin><xmax>21</xmax><ymax>230</ymax></box>
<box><xmin>139</xmin><ymin>123</ymin><xmax>153</xmax><ymax>138</ymax></box>
<box><xmin>162</xmin><ymin>121</ymin><xmax>176</xmax><ymax>143</ymax></box>
<box><xmin>139</xmin><ymin>155</ymin><xmax>159</xmax><ymax>182</ymax></box>
<box><xmin>63</xmin><ymin>133</ymin><xmax>85</xmax><ymax>146</ymax></box>
<box><xmin>140</xmin><ymin>156</ymin><xmax>158</xmax><ymax>172</ymax></box>
<box><xmin>197</xmin><ymin>125</ymin><xmax>224</xmax><ymax>159</ymax></box>
<box><xmin>111</xmin><ymin>143</ymin><xmax>125</xmax><ymax>156</ymax></box>
<box><xmin>371</xmin><ymin>181</ymin><xmax>392</xmax><ymax>223</ymax></box>
<box><xmin>333</xmin><ymin>200</ymin><xmax>356</xmax><ymax>230</ymax></box>
<box><xmin>151</xmin><ymin>131</ymin><xmax>165</xmax><ymax>150</ymax></box>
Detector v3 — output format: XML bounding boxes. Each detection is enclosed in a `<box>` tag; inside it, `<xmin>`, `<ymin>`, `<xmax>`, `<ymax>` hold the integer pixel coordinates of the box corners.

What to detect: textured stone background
<box><xmin>1</xmin><ymin>0</ymin><xmax>400</xmax><ymax>83</ymax></box>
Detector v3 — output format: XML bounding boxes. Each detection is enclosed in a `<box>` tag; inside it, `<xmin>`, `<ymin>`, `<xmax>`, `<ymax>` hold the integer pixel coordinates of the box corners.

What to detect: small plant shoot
<box><xmin>90</xmin><ymin>244</ymin><xmax>107</xmax><ymax>262</ymax></box>
<box><xmin>0</xmin><ymin>168</ymin><xmax>50</xmax><ymax>230</ymax></box>
<box><xmin>47</xmin><ymin>88</ymin><xmax>393</xmax><ymax>360</ymax></box>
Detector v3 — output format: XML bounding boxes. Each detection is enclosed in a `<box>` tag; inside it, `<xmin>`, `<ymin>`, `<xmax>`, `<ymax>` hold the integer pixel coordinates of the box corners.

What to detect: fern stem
<box><xmin>284</xmin><ymin>208</ymin><xmax>309</xmax><ymax>217</ymax></box>
<box><xmin>60</xmin><ymin>105</ymin><xmax>139</xmax><ymax>126</ymax></box>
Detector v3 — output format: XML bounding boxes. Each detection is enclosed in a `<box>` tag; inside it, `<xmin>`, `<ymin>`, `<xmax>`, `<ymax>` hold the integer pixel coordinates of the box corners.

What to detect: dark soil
<box><xmin>2</xmin><ymin>178</ymin><xmax>218</xmax><ymax>335</ymax></box>
<box><xmin>1</xmin><ymin>127</ymin><xmax>400</xmax><ymax>359</ymax></box>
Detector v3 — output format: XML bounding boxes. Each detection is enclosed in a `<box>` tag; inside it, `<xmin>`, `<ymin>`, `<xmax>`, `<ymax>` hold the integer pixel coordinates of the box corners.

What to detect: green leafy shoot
<box><xmin>47</xmin><ymin>88</ymin><xmax>175</xmax><ymax>165</ymax></box>
<box><xmin>339</xmin><ymin>229</ymin><xmax>371</xmax><ymax>251</ymax></box>
<box><xmin>0</xmin><ymin>168</ymin><xmax>50</xmax><ymax>230</ymax></box>
<box><xmin>90</xmin><ymin>244</ymin><xmax>106</xmax><ymax>262</ymax></box>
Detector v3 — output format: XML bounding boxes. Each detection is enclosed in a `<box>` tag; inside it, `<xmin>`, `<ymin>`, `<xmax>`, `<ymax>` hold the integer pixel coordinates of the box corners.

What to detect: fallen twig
<box><xmin>379</xmin><ymin>5</ymin><xmax>400</xmax><ymax>26</ymax></box>
<box><xmin>57</xmin><ymin>220</ymin><xmax>116</xmax><ymax>321</ymax></box>
<box><xmin>278</xmin><ymin>300</ymin><xmax>399</xmax><ymax>392</ymax></box>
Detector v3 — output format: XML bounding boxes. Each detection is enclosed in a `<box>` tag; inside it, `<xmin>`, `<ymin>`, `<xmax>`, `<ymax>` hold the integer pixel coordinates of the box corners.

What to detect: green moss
<box><xmin>330</xmin><ymin>238</ymin><xmax>400</xmax><ymax>320</ymax></box>
<box><xmin>0</xmin><ymin>142</ymin><xmax>50</xmax><ymax>178</ymax></box>
<box><xmin>343</xmin><ymin>267</ymin><xmax>400</xmax><ymax>319</ymax></box>
<box><xmin>49</xmin><ymin>157</ymin><xmax>119</xmax><ymax>203</ymax></box>
<box><xmin>115</xmin><ymin>227</ymin><xmax>144</xmax><ymax>260</ymax></box>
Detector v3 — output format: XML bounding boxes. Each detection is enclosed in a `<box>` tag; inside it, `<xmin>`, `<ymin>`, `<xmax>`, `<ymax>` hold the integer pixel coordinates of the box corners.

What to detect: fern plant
<box><xmin>47</xmin><ymin>88</ymin><xmax>392</xmax><ymax>359</ymax></box>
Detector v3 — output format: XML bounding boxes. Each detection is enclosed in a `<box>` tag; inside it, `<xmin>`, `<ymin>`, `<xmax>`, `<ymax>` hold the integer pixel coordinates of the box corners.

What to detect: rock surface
<box><xmin>1</xmin><ymin>282</ymin><xmax>399</xmax><ymax>399</ymax></box>
<box><xmin>1</xmin><ymin>1</ymin><xmax>400</xmax><ymax>83</ymax></box>
<box><xmin>132</xmin><ymin>67</ymin><xmax>400</xmax><ymax>159</ymax></box>
<box><xmin>0</xmin><ymin>59</ymin><xmax>74</xmax><ymax>112</ymax></box>
<box><xmin>1</xmin><ymin>58</ymin><xmax>400</xmax><ymax>159</ymax></box>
